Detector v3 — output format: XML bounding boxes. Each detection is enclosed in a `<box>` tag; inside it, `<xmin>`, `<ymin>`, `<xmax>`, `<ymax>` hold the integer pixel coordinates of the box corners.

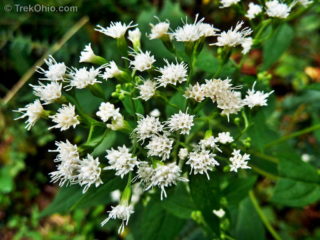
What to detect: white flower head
<box><xmin>78</xmin><ymin>154</ymin><xmax>103</xmax><ymax>193</ymax></box>
<box><xmin>96</xmin><ymin>102</ymin><xmax>121</xmax><ymax>122</ymax></box>
<box><xmin>31</xmin><ymin>81</ymin><xmax>62</xmax><ymax>104</ymax></box>
<box><xmin>14</xmin><ymin>100</ymin><xmax>44</xmax><ymax>130</ymax></box>
<box><xmin>178</xmin><ymin>148</ymin><xmax>189</xmax><ymax>160</ymax></box>
<box><xmin>156</xmin><ymin>60</ymin><xmax>188</xmax><ymax>87</ymax></box>
<box><xmin>79</xmin><ymin>43</ymin><xmax>97</xmax><ymax>63</ymax></box>
<box><xmin>128</xmin><ymin>28</ymin><xmax>141</xmax><ymax>44</ymax></box>
<box><xmin>246</xmin><ymin>3</ymin><xmax>263</xmax><ymax>19</ymax></box>
<box><xmin>213</xmin><ymin>209</ymin><xmax>226</xmax><ymax>218</ymax></box>
<box><xmin>149</xmin><ymin>21</ymin><xmax>170</xmax><ymax>39</ymax></box>
<box><xmin>49</xmin><ymin>103</ymin><xmax>80</xmax><ymax>131</ymax></box>
<box><xmin>67</xmin><ymin>67</ymin><xmax>101</xmax><ymax>89</ymax></box>
<box><xmin>150</xmin><ymin>108</ymin><xmax>161</xmax><ymax>118</ymax></box>
<box><xmin>137</xmin><ymin>80</ymin><xmax>157</xmax><ymax>101</ymax></box>
<box><xmin>199</xmin><ymin>136</ymin><xmax>221</xmax><ymax>151</ymax></box>
<box><xmin>135</xmin><ymin>162</ymin><xmax>154</xmax><ymax>185</ymax></box>
<box><xmin>186</xmin><ymin>150</ymin><xmax>219</xmax><ymax>179</ymax></box>
<box><xmin>203</xmin><ymin>78</ymin><xmax>234</xmax><ymax>100</ymax></box>
<box><xmin>243</xmin><ymin>82</ymin><xmax>273</xmax><ymax>108</ymax></box>
<box><xmin>95</xmin><ymin>21</ymin><xmax>137</xmax><ymax>39</ymax></box>
<box><xmin>166</xmin><ymin>111</ymin><xmax>194</xmax><ymax>135</ymax></box>
<box><xmin>213</xmin><ymin>21</ymin><xmax>252</xmax><ymax>49</ymax></box>
<box><xmin>219</xmin><ymin>0</ymin><xmax>241</xmax><ymax>8</ymax></box>
<box><xmin>172</xmin><ymin>15</ymin><xmax>218</xmax><ymax>42</ymax></box>
<box><xmin>36</xmin><ymin>55</ymin><xmax>66</xmax><ymax>81</ymax></box>
<box><xmin>129</xmin><ymin>51</ymin><xmax>156</xmax><ymax>72</ymax></box>
<box><xmin>229</xmin><ymin>149</ymin><xmax>251</xmax><ymax>172</ymax></box>
<box><xmin>147</xmin><ymin>162</ymin><xmax>188</xmax><ymax>200</ymax></box>
<box><xmin>110</xmin><ymin>190</ymin><xmax>121</xmax><ymax>202</ymax></box>
<box><xmin>107</xmin><ymin>115</ymin><xmax>126</xmax><ymax>131</ymax></box>
<box><xmin>265</xmin><ymin>0</ymin><xmax>292</xmax><ymax>19</ymax></box>
<box><xmin>184</xmin><ymin>83</ymin><xmax>206</xmax><ymax>102</ymax></box>
<box><xmin>105</xmin><ymin>145</ymin><xmax>139</xmax><ymax>178</ymax></box>
<box><xmin>217</xmin><ymin>132</ymin><xmax>234</xmax><ymax>144</ymax></box>
<box><xmin>217</xmin><ymin>91</ymin><xmax>244</xmax><ymax>120</ymax></box>
<box><xmin>133</xmin><ymin>115</ymin><xmax>164</xmax><ymax>142</ymax></box>
<box><xmin>101</xmin><ymin>204</ymin><xmax>134</xmax><ymax>233</ymax></box>
<box><xmin>145</xmin><ymin>135</ymin><xmax>173</xmax><ymax>160</ymax></box>
<box><xmin>49</xmin><ymin>140</ymin><xmax>80</xmax><ymax>187</ymax></box>
<box><xmin>101</xmin><ymin>61</ymin><xmax>123</xmax><ymax>80</ymax></box>
<box><xmin>241</xmin><ymin>37</ymin><xmax>253</xmax><ymax>54</ymax></box>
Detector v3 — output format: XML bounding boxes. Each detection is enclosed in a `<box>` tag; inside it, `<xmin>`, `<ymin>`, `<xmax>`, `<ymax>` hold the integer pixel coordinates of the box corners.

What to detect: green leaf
<box><xmin>262</xmin><ymin>23</ymin><xmax>294</xmax><ymax>70</ymax></box>
<box><xmin>189</xmin><ymin>173</ymin><xmax>220</xmax><ymax>235</ymax></box>
<box><xmin>161</xmin><ymin>183</ymin><xmax>196</xmax><ymax>219</ymax></box>
<box><xmin>92</xmin><ymin>131</ymin><xmax>117</xmax><ymax>156</ymax></box>
<box><xmin>41</xmin><ymin>172</ymin><xmax>125</xmax><ymax>217</ymax></box>
<box><xmin>223</xmin><ymin>176</ymin><xmax>257</xmax><ymax>206</ymax></box>
<box><xmin>271</xmin><ymin>178</ymin><xmax>320</xmax><ymax>207</ymax></box>
<box><xmin>122</xmin><ymin>96</ymin><xmax>135</xmax><ymax>116</ymax></box>
<box><xmin>231</xmin><ymin>197</ymin><xmax>265</xmax><ymax>240</ymax></box>
<box><xmin>196</xmin><ymin>50</ymin><xmax>219</xmax><ymax>75</ymax></box>
<box><xmin>131</xmin><ymin>198</ymin><xmax>185</xmax><ymax>240</ymax></box>
<box><xmin>165</xmin><ymin>92</ymin><xmax>186</xmax><ymax>117</ymax></box>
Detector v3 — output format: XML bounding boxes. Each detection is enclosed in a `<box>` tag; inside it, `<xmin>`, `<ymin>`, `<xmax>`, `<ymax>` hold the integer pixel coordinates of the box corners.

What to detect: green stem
<box><xmin>86</xmin><ymin>125</ymin><xmax>95</xmax><ymax>143</ymax></box>
<box><xmin>249</xmin><ymin>191</ymin><xmax>282</xmax><ymax>240</ymax></box>
<box><xmin>265</xmin><ymin>123</ymin><xmax>320</xmax><ymax>149</ymax></box>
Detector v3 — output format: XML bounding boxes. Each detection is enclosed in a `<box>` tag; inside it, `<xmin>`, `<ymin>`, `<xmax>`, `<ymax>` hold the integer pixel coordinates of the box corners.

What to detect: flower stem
<box><xmin>249</xmin><ymin>191</ymin><xmax>282</xmax><ymax>240</ymax></box>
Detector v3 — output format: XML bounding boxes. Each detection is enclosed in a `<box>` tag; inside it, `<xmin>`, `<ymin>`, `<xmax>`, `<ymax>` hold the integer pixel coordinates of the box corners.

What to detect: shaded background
<box><xmin>1</xmin><ymin>0</ymin><xmax>320</xmax><ymax>239</ymax></box>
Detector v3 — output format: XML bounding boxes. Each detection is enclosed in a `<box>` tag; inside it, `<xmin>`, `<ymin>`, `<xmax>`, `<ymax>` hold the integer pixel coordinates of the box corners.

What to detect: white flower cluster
<box><xmin>49</xmin><ymin>140</ymin><xmax>102</xmax><ymax>193</ymax></box>
<box><xmin>185</xmin><ymin>79</ymin><xmax>273</xmax><ymax>120</ymax></box>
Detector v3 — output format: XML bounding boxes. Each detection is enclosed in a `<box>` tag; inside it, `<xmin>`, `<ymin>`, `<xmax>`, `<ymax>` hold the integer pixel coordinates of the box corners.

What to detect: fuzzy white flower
<box><xmin>229</xmin><ymin>149</ymin><xmax>251</xmax><ymax>172</ymax></box>
<box><xmin>49</xmin><ymin>103</ymin><xmax>80</xmax><ymax>131</ymax></box>
<box><xmin>128</xmin><ymin>28</ymin><xmax>141</xmax><ymax>44</ymax></box>
<box><xmin>78</xmin><ymin>154</ymin><xmax>103</xmax><ymax>193</ymax></box>
<box><xmin>101</xmin><ymin>61</ymin><xmax>123</xmax><ymax>80</ymax></box>
<box><xmin>241</xmin><ymin>37</ymin><xmax>253</xmax><ymax>54</ymax></box>
<box><xmin>246</xmin><ymin>3</ymin><xmax>263</xmax><ymax>19</ymax></box>
<box><xmin>217</xmin><ymin>132</ymin><xmax>234</xmax><ymax>144</ymax></box>
<box><xmin>178</xmin><ymin>148</ymin><xmax>189</xmax><ymax>160</ymax></box>
<box><xmin>36</xmin><ymin>55</ymin><xmax>66</xmax><ymax>81</ymax></box>
<box><xmin>31</xmin><ymin>81</ymin><xmax>62</xmax><ymax>104</ymax></box>
<box><xmin>265</xmin><ymin>0</ymin><xmax>291</xmax><ymax>19</ymax></box>
<box><xmin>203</xmin><ymin>78</ymin><xmax>234</xmax><ymax>100</ymax></box>
<box><xmin>149</xmin><ymin>21</ymin><xmax>170</xmax><ymax>39</ymax></box>
<box><xmin>49</xmin><ymin>140</ymin><xmax>80</xmax><ymax>186</ymax></box>
<box><xmin>184</xmin><ymin>83</ymin><xmax>206</xmax><ymax>102</ymax></box>
<box><xmin>157</xmin><ymin>60</ymin><xmax>188</xmax><ymax>87</ymax></box>
<box><xmin>213</xmin><ymin>21</ymin><xmax>252</xmax><ymax>51</ymax></box>
<box><xmin>95</xmin><ymin>21</ymin><xmax>137</xmax><ymax>39</ymax></box>
<box><xmin>137</xmin><ymin>80</ymin><xmax>157</xmax><ymax>101</ymax></box>
<box><xmin>107</xmin><ymin>115</ymin><xmax>126</xmax><ymax>131</ymax></box>
<box><xmin>172</xmin><ymin>15</ymin><xmax>218</xmax><ymax>42</ymax></box>
<box><xmin>186</xmin><ymin>150</ymin><xmax>219</xmax><ymax>179</ymax></box>
<box><xmin>105</xmin><ymin>145</ymin><xmax>139</xmax><ymax>178</ymax></box>
<box><xmin>129</xmin><ymin>51</ymin><xmax>156</xmax><ymax>72</ymax></box>
<box><xmin>96</xmin><ymin>102</ymin><xmax>121</xmax><ymax>122</ymax></box>
<box><xmin>219</xmin><ymin>0</ymin><xmax>241</xmax><ymax>8</ymax></box>
<box><xmin>79</xmin><ymin>43</ymin><xmax>97</xmax><ymax>63</ymax></box>
<box><xmin>147</xmin><ymin>162</ymin><xmax>188</xmax><ymax>200</ymax></box>
<box><xmin>217</xmin><ymin>91</ymin><xmax>244</xmax><ymax>120</ymax></box>
<box><xmin>145</xmin><ymin>135</ymin><xmax>173</xmax><ymax>160</ymax></box>
<box><xmin>135</xmin><ymin>162</ymin><xmax>154</xmax><ymax>185</ymax></box>
<box><xmin>166</xmin><ymin>111</ymin><xmax>194</xmax><ymax>135</ymax></box>
<box><xmin>199</xmin><ymin>136</ymin><xmax>221</xmax><ymax>151</ymax></box>
<box><xmin>101</xmin><ymin>204</ymin><xmax>134</xmax><ymax>233</ymax></box>
<box><xmin>133</xmin><ymin>115</ymin><xmax>164</xmax><ymax>142</ymax></box>
<box><xmin>14</xmin><ymin>100</ymin><xmax>44</xmax><ymax>130</ymax></box>
<box><xmin>150</xmin><ymin>108</ymin><xmax>161</xmax><ymax>117</ymax></box>
<box><xmin>67</xmin><ymin>67</ymin><xmax>101</xmax><ymax>89</ymax></box>
<box><xmin>213</xmin><ymin>209</ymin><xmax>226</xmax><ymax>218</ymax></box>
<box><xmin>110</xmin><ymin>190</ymin><xmax>121</xmax><ymax>202</ymax></box>
<box><xmin>243</xmin><ymin>82</ymin><xmax>273</xmax><ymax>108</ymax></box>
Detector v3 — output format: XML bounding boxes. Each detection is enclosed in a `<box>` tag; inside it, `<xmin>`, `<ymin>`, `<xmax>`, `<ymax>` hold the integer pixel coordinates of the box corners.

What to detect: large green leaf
<box><xmin>131</xmin><ymin>198</ymin><xmax>185</xmax><ymax>240</ymax></box>
<box><xmin>41</xmin><ymin>172</ymin><xmax>125</xmax><ymax>217</ymax></box>
<box><xmin>189</xmin><ymin>173</ymin><xmax>220</xmax><ymax>236</ymax></box>
<box><xmin>262</xmin><ymin>23</ymin><xmax>294</xmax><ymax>70</ymax></box>
<box><xmin>231</xmin><ymin>197</ymin><xmax>265</xmax><ymax>240</ymax></box>
<box><xmin>165</xmin><ymin>92</ymin><xmax>187</xmax><ymax>117</ymax></box>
